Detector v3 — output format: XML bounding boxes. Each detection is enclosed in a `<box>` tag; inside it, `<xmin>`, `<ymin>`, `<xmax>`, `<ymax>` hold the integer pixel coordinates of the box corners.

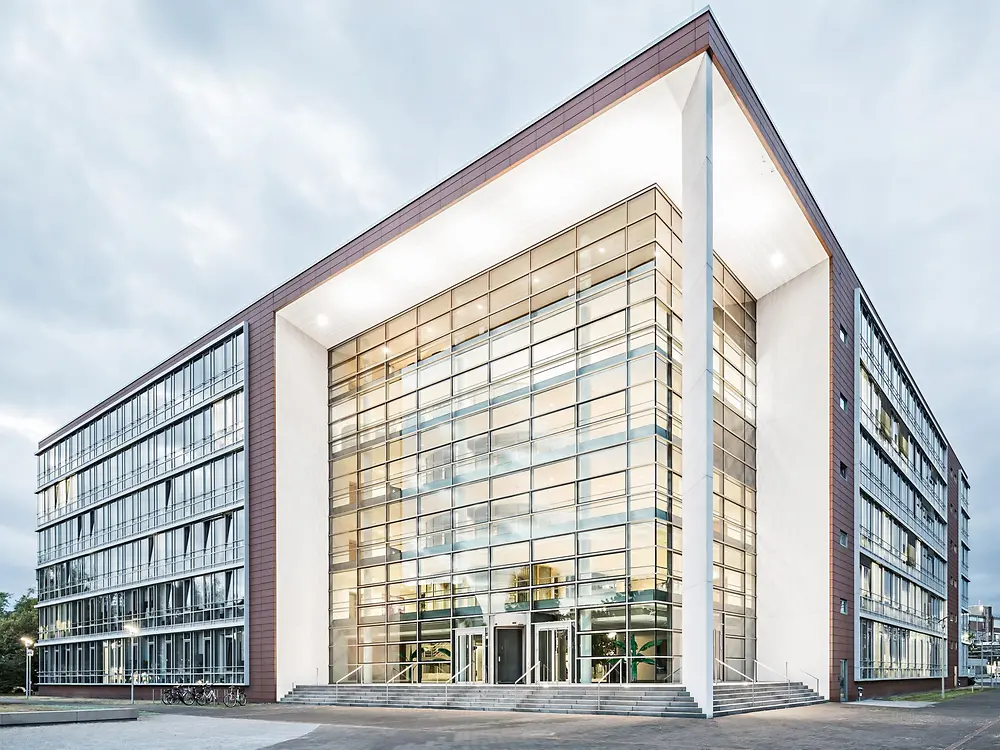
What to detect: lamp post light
<box><xmin>19</xmin><ymin>637</ymin><xmax>34</xmax><ymax>699</ymax></box>
<box><xmin>931</xmin><ymin>615</ymin><xmax>950</xmax><ymax>700</ymax></box>
<box><xmin>124</xmin><ymin>623</ymin><xmax>140</xmax><ymax>704</ymax></box>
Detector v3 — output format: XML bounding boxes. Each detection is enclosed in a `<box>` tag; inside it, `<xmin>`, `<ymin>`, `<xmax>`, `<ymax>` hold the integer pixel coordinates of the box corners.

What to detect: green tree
<box><xmin>0</xmin><ymin>590</ymin><xmax>39</xmax><ymax>693</ymax></box>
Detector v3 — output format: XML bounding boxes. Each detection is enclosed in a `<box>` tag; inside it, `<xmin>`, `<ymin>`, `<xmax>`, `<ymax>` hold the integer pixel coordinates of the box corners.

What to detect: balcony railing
<box><xmin>859</xmin><ymin>529</ymin><xmax>946</xmax><ymax>593</ymax></box>
<box><xmin>859</xmin><ymin>464</ymin><xmax>946</xmax><ymax>555</ymax></box>
<box><xmin>38</xmin><ymin>363</ymin><xmax>244</xmax><ymax>488</ymax></box>
<box><xmin>861</xmin><ymin>595</ymin><xmax>946</xmax><ymax>634</ymax></box>
<box><xmin>859</xmin><ymin>338</ymin><xmax>947</xmax><ymax>476</ymax></box>
<box><xmin>38</xmin><ymin>543</ymin><xmax>244</xmax><ymax>604</ymax></box>
<box><xmin>38</xmin><ymin>483</ymin><xmax>244</xmax><ymax>565</ymax></box>
<box><xmin>38</xmin><ymin>606</ymin><xmax>244</xmax><ymax>642</ymax></box>
<box><xmin>860</xmin><ymin>662</ymin><xmax>945</xmax><ymax>680</ymax></box>
<box><xmin>38</xmin><ymin>424</ymin><xmax>244</xmax><ymax>527</ymax></box>
<box><xmin>860</xmin><ymin>402</ymin><xmax>945</xmax><ymax>514</ymax></box>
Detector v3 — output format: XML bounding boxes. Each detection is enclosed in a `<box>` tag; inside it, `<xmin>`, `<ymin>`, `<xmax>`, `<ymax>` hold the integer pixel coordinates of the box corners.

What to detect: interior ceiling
<box><xmin>279</xmin><ymin>55</ymin><xmax>827</xmax><ymax>348</ymax></box>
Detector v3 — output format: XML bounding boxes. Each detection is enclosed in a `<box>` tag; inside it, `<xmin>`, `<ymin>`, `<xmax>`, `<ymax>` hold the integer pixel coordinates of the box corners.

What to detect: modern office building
<box><xmin>34</xmin><ymin>9</ymin><xmax>972</xmax><ymax>714</ymax></box>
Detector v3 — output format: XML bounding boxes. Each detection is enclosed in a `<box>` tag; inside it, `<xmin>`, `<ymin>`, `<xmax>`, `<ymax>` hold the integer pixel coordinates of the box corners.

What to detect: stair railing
<box><xmin>597</xmin><ymin>658</ymin><xmax>625</xmax><ymax>713</ymax></box>
<box><xmin>444</xmin><ymin>663</ymin><xmax>471</xmax><ymax>707</ymax></box>
<box><xmin>798</xmin><ymin>668</ymin><xmax>821</xmax><ymax>696</ymax></box>
<box><xmin>753</xmin><ymin>658</ymin><xmax>792</xmax><ymax>701</ymax></box>
<box><xmin>335</xmin><ymin>665</ymin><xmax>363</xmax><ymax>704</ymax></box>
<box><xmin>715</xmin><ymin>658</ymin><xmax>756</xmax><ymax>707</ymax></box>
<box><xmin>386</xmin><ymin>663</ymin><xmax>416</xmax><ymax>704</ymax></box>
<box><xmin>514</xmin><ymin>661</ymin><xmax>540</xmax><ymax>685</ymax></box>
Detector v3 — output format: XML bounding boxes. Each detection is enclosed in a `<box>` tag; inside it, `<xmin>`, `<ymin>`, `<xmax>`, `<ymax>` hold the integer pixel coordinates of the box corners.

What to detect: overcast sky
<box><xmin>1</xmin><ymin>0</ymin><xmax>997</xmax><ymax>605</ymax></box>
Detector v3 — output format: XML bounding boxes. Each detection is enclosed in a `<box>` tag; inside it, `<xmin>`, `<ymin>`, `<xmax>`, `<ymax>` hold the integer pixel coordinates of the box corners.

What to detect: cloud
<box><xmin>0</xmin><ymin>0</ymin><xmax>996</xmax><ymax>613</ymax></box>
<box><xmin>0</xmin><ymin>409</ymin><xmax>54</xmax><ymax>444</ymax></box>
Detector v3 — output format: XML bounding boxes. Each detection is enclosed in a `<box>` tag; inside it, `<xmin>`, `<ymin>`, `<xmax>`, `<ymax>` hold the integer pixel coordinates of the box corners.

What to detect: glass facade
<box><xmin>35</xmin><ymin>329</ymin><xmax>247</xmax><ymax>686</ymax></box>
<box><xmin>710</xmin><ymin>260</ymin><xmax>757</xmax><ymax>681</ymax></box>
<box><xmin>328</xmin><ymin>188</ymin><xmax>686</xmax><ymax>684</ymax></box>
<box><xmin>857</xmin><ymin>303</ymin><xmax>947</xmax><ymax>680</ymax></box>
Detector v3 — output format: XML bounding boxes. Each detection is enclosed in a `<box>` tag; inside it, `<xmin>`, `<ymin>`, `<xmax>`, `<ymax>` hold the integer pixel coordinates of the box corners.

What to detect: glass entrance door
<box><xmin>454</xmin><ymin>628</ymin><xmax>487</xmax><ymax>683</ymax></box>
<box><xmin>535</xmin><ymin>624</ymin><xmax>572</xmax><ymax>683</ymax></box>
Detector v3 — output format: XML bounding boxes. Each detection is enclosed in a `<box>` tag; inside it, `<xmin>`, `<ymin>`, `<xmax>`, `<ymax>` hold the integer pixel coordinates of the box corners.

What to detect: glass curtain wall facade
<box><xmin>710</xmin><ymin>260</ymin><xmax>757</xmax><ymax>682</ymax></box>
<box><xmin>857</xmin><ymin>303</ymin><xmax>947</xmax><ymax>680</ymax></box>
<box><xmin>327</xmin><ymin>187</ymin><xmax>686</xmax><ymax>684</ymax></box>
<box><xmin>35</xmin><ymin>329</ymin><xmax>247</xmax><ymax>685</ymax></box>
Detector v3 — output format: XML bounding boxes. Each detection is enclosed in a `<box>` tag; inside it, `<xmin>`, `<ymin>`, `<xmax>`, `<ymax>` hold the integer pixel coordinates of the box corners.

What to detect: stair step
<box><xmin>282</xmin><ymin>681</ymin><xmax>715</xmax><ymax>719</ymax></box>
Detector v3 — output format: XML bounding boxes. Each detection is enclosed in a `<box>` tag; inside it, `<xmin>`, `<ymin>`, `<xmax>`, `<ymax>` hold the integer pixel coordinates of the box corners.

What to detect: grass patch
<box><xmin>886</xmin><ymin>686</ymin><xmax>993</xmax><ymax>702</ymax></box>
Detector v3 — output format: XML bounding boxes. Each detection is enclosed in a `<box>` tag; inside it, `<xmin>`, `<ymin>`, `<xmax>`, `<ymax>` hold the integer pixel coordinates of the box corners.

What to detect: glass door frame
<box><xmin>533</xmin><ymin>622</ymin><xmax>574</xmax><ymax>684</ymax></box>
<box><xmin>453</xmin><ymin>626</ymin><xmax>487</xmax><ymax>684</ymax></box>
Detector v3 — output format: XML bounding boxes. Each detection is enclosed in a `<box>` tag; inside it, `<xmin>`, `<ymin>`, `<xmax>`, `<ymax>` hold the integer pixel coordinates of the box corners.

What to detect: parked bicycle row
<box><xmin>161</xmin><ymin>683</ymin><xmax>246</xmax><ymax>707</ymax></box>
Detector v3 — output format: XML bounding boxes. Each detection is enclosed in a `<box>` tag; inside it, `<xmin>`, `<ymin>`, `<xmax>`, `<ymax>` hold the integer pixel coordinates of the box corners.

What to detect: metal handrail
<box><xmin>335</xmin><ymin>665</ymin><xmax>363</xmax><ymax>703</ymax></box>
<box><xmin>446</xmin><ymin>664</ymin><xmax>472</xmax><ymax>684</ymax></box>
<box><xmin>799</xmin><ymin>669</ymin><xmax>821</xmax><ymax>696</ymax></box>
<box><xmin>753</xmin><ymin>659</ymin><xmax>791</xmax><ymax>700</ymax></box>
<box><xmin>716</xmin><ymin>657</ymin><xmax>756</xmax><ymax>707</ymax></box>
<box><xmin>755</xmin><ymin>659</ymin><xmax>823</xmax><ymax>698</ymax></box>
<box><xmin>597</xmin><ymin>658</ymin><xmax>625</xmax><ymax>712</ymax></box>
<box><xmin>514</xmin><ymin>661</ymin><xmax>540</xmax><ymax>685</ymax></box>
<box><xmin>386</xmin><ymin>663</ymin><xmax>416</xmax><ymax>702</ymax></box>
<box><xmin>444</xmin><ymin>663</ymin><xmax>471</xmax><ymax>706</ymax></box>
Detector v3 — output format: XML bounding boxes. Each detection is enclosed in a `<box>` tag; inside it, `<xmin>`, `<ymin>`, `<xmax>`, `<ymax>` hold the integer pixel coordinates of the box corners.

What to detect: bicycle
<box><xmin>160</xmin><ymin>684</ymin><xmax>184</xmax><ymax>705</ymax></box>
<box><xmin>223</xmin><ymin>685</ymin><xmax>247</xmax><ymax>707</ymax></box>
<box><xmin>196</xmin><ymin>683</ymin><xmax>218</xmax><ymax>706</ymax></box>
<box><xmin>181</xmin><ymin>684</ymin><xmax>198</xmax><ymax>706</ymax></box>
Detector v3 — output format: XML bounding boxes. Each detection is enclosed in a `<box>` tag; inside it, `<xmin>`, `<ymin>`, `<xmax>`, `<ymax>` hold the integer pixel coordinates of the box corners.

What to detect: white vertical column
<box><xmin>680</xmin><ymin>52</ymin><xmax>715</xmax><ymax>718</ymax></box>
<box><xmin>275</xmin><ymin>316</ymin><xmax>331</xmax><ymax>697</ymax></box>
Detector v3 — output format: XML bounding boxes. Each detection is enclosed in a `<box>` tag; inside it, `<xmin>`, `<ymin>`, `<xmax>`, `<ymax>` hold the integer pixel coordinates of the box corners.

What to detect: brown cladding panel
<box><xmin>947</xmin><ymin>447</ymin><xmax>965</xmax><ymax>685</ymax></box>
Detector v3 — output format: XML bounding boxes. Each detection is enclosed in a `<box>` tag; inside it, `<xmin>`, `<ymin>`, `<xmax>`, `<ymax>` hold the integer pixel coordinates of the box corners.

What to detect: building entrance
<box><xmin>535</xmin><ymin>623</ymin><xmax>572</xmax><ymax>683</ymax></box>
<box><xmin>454</xmin><ymin>628</ymin><xmax>487</xmax><ymax>683</ymax></box>
<box><xmin>494</xmin><ymin>627</ymin><xmax>525</xmax><ymax>684</ymax></box>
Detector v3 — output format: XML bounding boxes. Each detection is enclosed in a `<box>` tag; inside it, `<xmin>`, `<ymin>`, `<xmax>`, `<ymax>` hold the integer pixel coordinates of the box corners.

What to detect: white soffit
<box><xmin>279</xmin><ymin>56</ymin><xmax>827</xmax><ymax>347</ymax></box>
<box><xmin>711</xmin><ymin>65</ymin><xmax>827</xmax><ymax>298</ymax></box>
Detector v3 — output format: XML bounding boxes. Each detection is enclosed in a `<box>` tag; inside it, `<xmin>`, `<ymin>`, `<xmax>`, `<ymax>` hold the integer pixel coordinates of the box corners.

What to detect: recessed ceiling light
<box><xmin>316</xmin><ymin>314</ymin><xmax>329</xmax><ymax>327</ymax></box>
<box><xmin>770</xmin><ymin>253</ymin><xmax>784</xmax><ymax>268</ymax></box>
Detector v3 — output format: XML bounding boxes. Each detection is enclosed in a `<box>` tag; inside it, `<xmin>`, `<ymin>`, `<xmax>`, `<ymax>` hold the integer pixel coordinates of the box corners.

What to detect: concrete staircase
<box><xmin>712</xmin><ymin>681</ymin><xmax>825</xmax><ymax>717</ymax></box>
<box><xmin>281</xmin><ymin>683</ymin><xmax>705</xmax><ymax>718</ymax></box>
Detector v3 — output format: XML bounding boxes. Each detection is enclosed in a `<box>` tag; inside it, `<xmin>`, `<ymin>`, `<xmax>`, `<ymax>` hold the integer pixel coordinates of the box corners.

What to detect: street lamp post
<box><xmin>19</xmin><ymin>637</ymin><xmax>34</xmax><ymax>699</ymax></box>
<box><xmin>124</xmin><ymin>623</ymin><xmax>140</xmax><ymax>705</ymax></box>
<box><xmin>931</xmin><ymin>615</ymin><xmax>949</xmax><ymax>700</ymax></box>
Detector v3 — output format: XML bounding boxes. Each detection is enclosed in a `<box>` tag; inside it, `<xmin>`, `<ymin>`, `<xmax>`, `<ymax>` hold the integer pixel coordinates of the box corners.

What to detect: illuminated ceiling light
<box><xmin>770</xmin><ymin>253</ymin><xmax>784</xmax><ymax>268</ymax></box>
<box><xmin>316</xmin><ymin>314</ymin><xmax>329</xmax><ymax>327</ymax></box>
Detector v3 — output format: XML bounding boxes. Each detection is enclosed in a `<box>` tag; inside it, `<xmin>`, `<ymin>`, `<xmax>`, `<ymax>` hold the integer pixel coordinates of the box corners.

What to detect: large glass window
<box><xmin>328</xmin><ymin>188</ymin><xmax>684</xmax><ymax>684</ymax></box>
<box><xmin>710</xmin><ymin>258</ymin><xmax>757</xmax><ymax>682</ymax></box>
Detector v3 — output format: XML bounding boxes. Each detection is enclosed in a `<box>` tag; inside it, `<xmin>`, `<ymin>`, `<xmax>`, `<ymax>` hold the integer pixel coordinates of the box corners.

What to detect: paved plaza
<box><xmin>2</xmin><ymin>692</ymin><xmax>1000</xmax><ymax>749</ymax></box>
